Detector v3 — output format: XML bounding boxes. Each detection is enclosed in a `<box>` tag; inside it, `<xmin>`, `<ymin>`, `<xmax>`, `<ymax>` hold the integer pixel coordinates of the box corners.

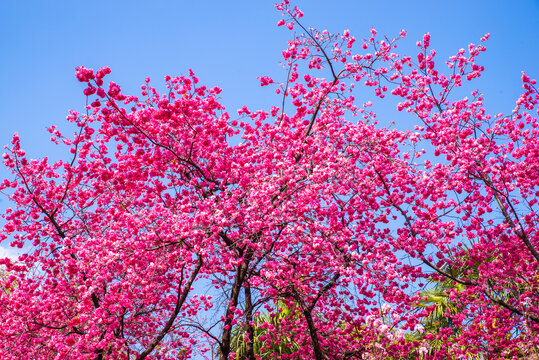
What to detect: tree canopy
<box><xmin>1</xmin><ymin>2</ymin><xmax>538</xmax><ymax>359</ymax></box>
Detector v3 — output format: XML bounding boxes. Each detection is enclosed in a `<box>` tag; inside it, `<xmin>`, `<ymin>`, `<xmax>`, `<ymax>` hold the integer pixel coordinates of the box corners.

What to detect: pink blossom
<box><xmin>259</xmin><ymin>76</ymin><xmax>274</xmax><ymax>86</ymax></box>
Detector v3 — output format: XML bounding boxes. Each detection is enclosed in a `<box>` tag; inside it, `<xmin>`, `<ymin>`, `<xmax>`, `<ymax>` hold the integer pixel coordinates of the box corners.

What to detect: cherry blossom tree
<box><xmin>1</xmin><ymin>1</ymin><xmax>538</xmax><ymax>359</ymax></box>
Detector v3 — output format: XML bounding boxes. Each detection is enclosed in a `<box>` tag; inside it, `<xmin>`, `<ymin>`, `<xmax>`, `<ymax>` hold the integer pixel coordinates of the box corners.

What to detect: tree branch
<box><xmin>136</xmin><ymin>255</ymin><xmax>203</xmax><ymax>360</ymax></box>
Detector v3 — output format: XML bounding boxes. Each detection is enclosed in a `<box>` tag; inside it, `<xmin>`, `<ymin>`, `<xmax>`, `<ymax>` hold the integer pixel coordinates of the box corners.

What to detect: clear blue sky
<box><xmin>1</xmin><ymin>0</ymin><xmax>538</xmax><ymax>157</ymax></box>
<box><xmin>0</xmin><ymin>0</ymin><xmax>538</xmax><ymax>256</ymax></box>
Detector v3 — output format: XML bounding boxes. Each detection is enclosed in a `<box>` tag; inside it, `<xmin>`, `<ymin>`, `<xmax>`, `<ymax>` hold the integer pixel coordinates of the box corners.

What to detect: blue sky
<box><xmin>0</xmin><ymin>0</ymin><xmax>538</xmax><ymax>257</ymax></box>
